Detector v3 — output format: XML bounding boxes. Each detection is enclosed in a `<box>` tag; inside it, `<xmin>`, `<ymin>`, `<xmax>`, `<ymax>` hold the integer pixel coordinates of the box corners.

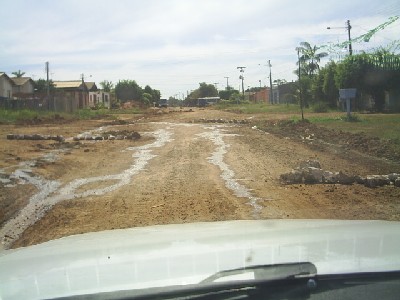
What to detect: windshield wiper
<box><xmin>51</xmin><ymin>264</ymin><xmax>400</xmax><ymax>300</ymax></box>
<box><xmin>201</xmin><ymin>262</ymin><xmax>317</xmax><ymax>284</ymax></box>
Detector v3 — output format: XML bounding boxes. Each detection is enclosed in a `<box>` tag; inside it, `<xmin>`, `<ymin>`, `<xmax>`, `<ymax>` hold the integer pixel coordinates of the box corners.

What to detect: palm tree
<box><xmin>296</xmin><ymin>42</ymin><xmax>328</xmax><ymax>76</ymax></box>
<box><xmin>12</xmin><ymin>70</ymin><xmax>26</xmax><ymax>77</ymax></box>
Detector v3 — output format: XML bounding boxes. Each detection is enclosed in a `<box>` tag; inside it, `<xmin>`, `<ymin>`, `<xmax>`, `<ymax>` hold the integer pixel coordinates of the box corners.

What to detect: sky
<box><xmin>1</xmin><ymin>0</ymin><xmax>399</xmax><ymax>98</ymax></box>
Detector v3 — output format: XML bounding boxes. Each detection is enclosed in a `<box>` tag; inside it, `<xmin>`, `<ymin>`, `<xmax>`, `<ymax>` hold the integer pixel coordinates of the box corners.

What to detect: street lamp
<box><xmin>237</xmin><ymin>66</ymin><xmax>246</xmax><ymax>101</ymax></box>
<box><xmin>327</xmin><ymin>20</ymin><xmax>352</xmax><ymax>55</ymax></box>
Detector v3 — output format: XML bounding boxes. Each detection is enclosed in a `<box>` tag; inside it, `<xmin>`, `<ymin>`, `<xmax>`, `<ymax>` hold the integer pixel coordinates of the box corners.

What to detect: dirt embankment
<box><xmin>1</xmin><ymin>108</ymin><xmax>399</xmax><ymax>249</ymax></box>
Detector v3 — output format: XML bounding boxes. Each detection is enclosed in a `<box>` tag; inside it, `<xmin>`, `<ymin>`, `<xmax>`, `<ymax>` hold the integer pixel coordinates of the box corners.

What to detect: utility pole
<box><xmin>327</xmin><ymin>20</ymin><xmax>353</xmax><ymax>56</ymax></box>
<box><xmin>297</xmin><ymin>49</ymin><xmax>304</xmax><ymax>120</ymax></box>
<box><xmin>237</xmin><ymin>66</ymin><xmax>246</xmax><ymax>101</ymax></box>
<box><xmin>346</xmin><ymin>20</ymin><xmax>353</xmax><ymax>55</ymax></box>
<box><xmin>213</xmin><ymin>82</ymin><xmax>219</xmax><ymax>90</ymax></box>
<box><xmin>224</xmin><ymin>76</ymin><xmax>229</xmax><ymax>90</ymax></box>
<box><xmin>45</xmin><ymin>61</ymin><xmax>52</xmax><ymax>111</ymax></box>
<box><xmin>268</xmin><ymin>60</ymin><xmax>273</xmax><ymax>104</ymax></box>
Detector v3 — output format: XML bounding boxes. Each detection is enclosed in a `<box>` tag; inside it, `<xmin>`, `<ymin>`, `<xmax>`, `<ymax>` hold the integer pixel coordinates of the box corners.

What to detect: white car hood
<box><xmin>1</xmin><ymin>219</ymin><xmax>400</xmax><ymax>299</ymax></box>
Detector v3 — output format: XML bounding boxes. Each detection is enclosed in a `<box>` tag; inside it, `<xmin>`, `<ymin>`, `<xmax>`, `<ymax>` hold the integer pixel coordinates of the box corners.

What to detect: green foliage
<box><xmin>11</xmin><ymin>70</ymin><xmax>26</xmax><ymax>77</ymax></box>
<box><xmin>0</xmin><ymin>109</ymin><xmax>67</xmax><ymax>123</ymax></box>
<box><xmin>323</xmin><ymin>61</ymin><xmax>338</xmax><ymax>108</ymax></box>
<box><xmin>114</xmin><ymin>80</ymin><xmax>160</xmax><ymax>107</ymax></box>
<box><xmin>74</xmin><ymin>108</ymin><xmax>109</xmax><ymax>119</ymax></box>
<box><xmin>115</xmin><ymin>80</ymin><xmax>143</xmax><ymax>102</ymax></box>
<box><xmin>311</xmin><ymin>102</ymin><xmax>329</xmax><ymax>113</ymax></box>
<box><xmin>296</xmin><ymin>42</ymin><xmax>328</xmax><ymax>76</ymax></box>
<box><xmin>335</xmin><ymin>52</ymin><xmax>400</xmax><ymax>112</ymax></box>
<box><xmin>34</xmin><ymin>78</ymin><xmax>55</xmax><ymax>93</ymax></box>
<box><xmin>189</xmin><ymin>82</ymin><xmax>218</xmax><ymax>99</ymax></box>
<box><xmin>219</xmin><ymin>88</ymin><xmax>239</xmax><ymax>100</ymax></box>
<box><xmin>342</xmin><ymin>114</ymin><xmax>361</xmax><ymax>122</ymax></box>
<box><xmin>99</xmin><ymin>80</ymin><xmax>113</xmax><ymax>92</ymax></box>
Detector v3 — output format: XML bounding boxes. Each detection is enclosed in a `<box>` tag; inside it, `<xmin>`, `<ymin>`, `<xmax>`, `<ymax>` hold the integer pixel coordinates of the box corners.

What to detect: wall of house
<box><xmin>0</xmin><ymin>76</ymin><xmax>13</xmax><ymax>98</ymax></box>
<box><xmin>14</xmin><ymin>81</ymin><xmax>34</xmax><ymax>94</ymax></box>
<box><xmin>249</xmin><ymin>88</ymin><xmax>270</xmax><ymax>104</ymax></box>
<box><xmin>89</xmin><ymin>91</ymin><xmax>110</xmax><ymax>108</ymax></box>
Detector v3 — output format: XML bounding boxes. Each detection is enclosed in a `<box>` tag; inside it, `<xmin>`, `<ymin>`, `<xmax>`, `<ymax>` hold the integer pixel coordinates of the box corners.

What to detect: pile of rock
<box><xmin>73</xmin><ymin>132</ymin><xmax>141</xmax><ymax>141</ymax></box>
<box><xmin>280</xmin><ymin>160</ymin><xmax>400</xmax><ymax>188</ymax></box>
<box><xmin>196</xmin><ymin>118</ymin><xmax>249</xmax><ymax>124</ymax></box>
<box><xmin>7</xmin><ymin>134</ymin><xmax>65</xmax><ymax>142</ymax></box>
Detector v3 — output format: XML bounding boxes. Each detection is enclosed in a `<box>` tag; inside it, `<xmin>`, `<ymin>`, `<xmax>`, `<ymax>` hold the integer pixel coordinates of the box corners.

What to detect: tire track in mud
<box><xmin>0</xmin><ymin>128</ymin><xmax>173</xmax><ymax>249</ymax></box>
<box><xmin>1</xmin><ymin>122</ymin><xmax>264</xmax><ymax>249</ymax></box>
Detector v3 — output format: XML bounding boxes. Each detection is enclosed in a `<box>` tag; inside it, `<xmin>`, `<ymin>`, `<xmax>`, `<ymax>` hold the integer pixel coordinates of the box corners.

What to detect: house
<box><xmin>53</xmin><ymin>80</ymin><xmax>89</xmax><ymax>111</ymax></box>
<box><xmin>11</xmin><ymin>77</ymin><xmax>35</xmax><ymax>98</ymax></box>
<box><xmin>90</xmin><ymin>90</ymin><xmax>111</xmax><ymax>108</ymax></box>
<box><xmin>0</xmin><ymin>72</ymin><xmax>14</xmax><ymax>99</ymax></box>
<box><xmin>248</xmin><ymin>88</ymin><xmax>270</xmax><ymax>103</ymax></box>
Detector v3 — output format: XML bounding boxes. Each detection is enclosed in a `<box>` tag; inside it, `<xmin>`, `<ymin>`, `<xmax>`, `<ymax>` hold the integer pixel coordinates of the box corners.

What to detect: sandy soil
<box><xmin>1</xmin><ymin>108</ymin><xmax>399</xmax><ymax>250</ymax></box>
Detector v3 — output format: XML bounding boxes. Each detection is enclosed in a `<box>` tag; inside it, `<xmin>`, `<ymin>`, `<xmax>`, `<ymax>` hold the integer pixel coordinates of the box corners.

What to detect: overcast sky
<box><xmin>1</xmin><ymin>0</ymin><xmax>399</xmax><ymax>98</ymax></box>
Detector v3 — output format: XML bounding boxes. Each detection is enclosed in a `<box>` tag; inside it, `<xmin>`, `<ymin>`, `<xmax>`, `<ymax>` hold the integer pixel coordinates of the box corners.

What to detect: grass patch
<box><xmin>109</xmin><ymin>107</ymin><xmax>143</xmax><ymax>114</ymax></box>
<box><xmin>0</xmin><ymin>109</ymin><xmax>68</xmax><ymax>124</ymax></box>
<box><xmin>310</xmin><ymin>113</ymin><xmax>400</xmax><ymax>143</ymax></box>
<box><xmin>0</xmin><ymin>108</ymin><xmax>117</xmax><ymax>124</ymax></box>
<box><xmin>215</xmin><ymin>102</ymin><xmax>308</xmax><ymax>114</ymax></box>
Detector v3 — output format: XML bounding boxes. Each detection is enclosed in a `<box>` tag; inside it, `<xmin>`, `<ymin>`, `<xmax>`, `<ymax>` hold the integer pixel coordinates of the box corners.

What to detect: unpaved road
<box><xmin>1</xmin><ymin>108</ymin><xmax>400</xmax><ymax>250</ymax></box>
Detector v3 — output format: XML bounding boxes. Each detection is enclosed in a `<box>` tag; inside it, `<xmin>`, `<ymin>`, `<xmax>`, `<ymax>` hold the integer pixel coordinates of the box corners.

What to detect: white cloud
<box><xmin>1</xmin><ymin>0</ymin><xmax>399</xmax><ymax>97</ymax></box>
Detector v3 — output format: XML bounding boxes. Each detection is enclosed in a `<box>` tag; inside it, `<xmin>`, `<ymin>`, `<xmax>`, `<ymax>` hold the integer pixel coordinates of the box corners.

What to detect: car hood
<box><xmin>1</xmin><ymin>219</ymin><xmax>400</xmax><ymax>299</ymax></box>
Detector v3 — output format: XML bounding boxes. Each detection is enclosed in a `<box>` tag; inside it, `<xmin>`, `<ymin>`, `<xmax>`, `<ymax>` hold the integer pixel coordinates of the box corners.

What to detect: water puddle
<box><xmin>0</xmin><ymin>129</ymin><xmax>173</xmax><ymax>249</ymax></box>
<box><xmin>197</xmin><ymin>126</ymin><xmax>263</xmax><ymax>219</ymax></box>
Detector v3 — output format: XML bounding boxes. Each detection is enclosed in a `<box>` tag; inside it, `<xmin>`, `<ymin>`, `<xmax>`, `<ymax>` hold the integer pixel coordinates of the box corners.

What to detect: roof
<box><xmin>0</xmin><ymin>73</ymin><xmax>14</xmax><ymax>85</ymax></box>
<box><xmin>10</xmin><ymin>77</ymin><xmax>34</xmax><ymax>86</ymax></box>
<box><xmin>53</xmin><ymin>81</ymin><xmax>84</xmax><ymax>89</ymax></box>
<box><xmin>85</xmin><ymin>82</ymin><xmax>97</xmax><ymax>91</ymax></box>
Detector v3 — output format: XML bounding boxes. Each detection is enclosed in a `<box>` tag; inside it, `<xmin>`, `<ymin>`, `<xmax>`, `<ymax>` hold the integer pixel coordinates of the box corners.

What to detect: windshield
<box><xmin>1</xmin><ymin>0</ymin><xmax>400</xmax><ymax>299</ymax></box>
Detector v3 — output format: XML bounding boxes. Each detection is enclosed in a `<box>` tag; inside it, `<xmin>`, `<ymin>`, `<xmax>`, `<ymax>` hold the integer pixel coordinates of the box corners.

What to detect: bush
<box><xmin>342</xmin><ymin>114</ymin><xmax>361</xmax><ymax>122</ymax></box>
<box><xmin>312</xmin><ymin>102</ymin><xmax>329</xmax><ymax>113</ymax></box>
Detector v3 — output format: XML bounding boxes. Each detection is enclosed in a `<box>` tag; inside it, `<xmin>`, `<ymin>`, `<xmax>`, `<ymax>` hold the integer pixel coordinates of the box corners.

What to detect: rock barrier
<box><xmin>7</xmin><ymin>134</ymin><xmax>65</xmax><ymax>142</ymax></box>
<box><xmin>280</xmin><ymin>159</ymin><xmax>400</xmax><ymax>188</ymax></box>
<box><xmin>196</xmin><ymin>118</ymin><xmax>250</xmax><ymax>124</ymax></box>
<box><xmin>73</xmin><ymin>131</ymin><xmax>141</xmax><ymax>141</ymax></box>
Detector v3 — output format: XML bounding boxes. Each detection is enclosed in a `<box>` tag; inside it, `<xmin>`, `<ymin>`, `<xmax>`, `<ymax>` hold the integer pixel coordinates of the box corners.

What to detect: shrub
<box><xmin>312</xmin><ymin>102</ymin><xmax>329</xmax><ymax>113</ymax></box>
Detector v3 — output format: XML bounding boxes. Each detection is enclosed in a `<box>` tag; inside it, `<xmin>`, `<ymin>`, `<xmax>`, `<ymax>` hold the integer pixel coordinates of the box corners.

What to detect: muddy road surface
<box><xmin>1</xmin><ymin>108</ymin><xmax>400</xmax><ymax>250</ymax></box>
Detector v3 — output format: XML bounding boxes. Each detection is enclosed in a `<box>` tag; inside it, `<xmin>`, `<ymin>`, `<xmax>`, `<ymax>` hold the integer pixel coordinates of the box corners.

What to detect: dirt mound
<box><xmin>260</xmin><ymin>119</ymin><xmax>400</xmax><ymax>163</ymax></box>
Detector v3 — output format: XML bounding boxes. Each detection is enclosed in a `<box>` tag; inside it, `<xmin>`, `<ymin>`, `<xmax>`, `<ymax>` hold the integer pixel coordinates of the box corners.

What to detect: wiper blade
<box><xmin>201</xmin><ymin>262</ymin><xmax>317</xmax><ymax>284</ymax></box>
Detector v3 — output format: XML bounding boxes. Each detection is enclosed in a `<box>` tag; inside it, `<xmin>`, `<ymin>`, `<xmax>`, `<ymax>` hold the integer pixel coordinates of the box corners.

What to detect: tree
<box><xmin>187</xmin><ymin>82</ymin><xmax>218</xmax><ymax>103</ymax></box>
<box><xmin>34</xmin><ymin>78</ymin><xmax>55</xmax><ymax>93</ymax></box>
<box><xmin>99</xmin><ymin>80</ymin><xmax>113</xmax><ymax>92</ymax></box>
<box><xmin>141</xmin><ymin>93</ymin><xmax>152</xmax><ymax>106</ymax></box>
<box><xmin>219</xmin><ymin>87</ymin><xmax>239</xmax><ymax>100</ymax></box>
<box><xmin>335</xmin><ymin>52</ymin><xmax>400</xmax><ymax>112</ymax></box>
<box><xmin>296</xmin><ymin>42</ymin><xmax>328</xmax><ymax>76</ymax></box>
<box><xmin>322</xmin><ymin>61</ymin><xmax>338</xmax><ymax>108</ymax></box>
<box><xmin>143</xmin><ymin>85</ymin><xmax>161</xmax><ymax>104</ymax></box>
<box><xmin>12</xmin><ymin>70</ymin><xmax>26</xmax><ymax>77</ymax></box>
<box><xmin>198</xmin><ymin>82</ymin><xmax>218</xmax><ymax>97</ymax></box>
<box><xmin>114</xmin><ymin>80</ymin><xmax>143</xmax><ymax>102</ymax></box>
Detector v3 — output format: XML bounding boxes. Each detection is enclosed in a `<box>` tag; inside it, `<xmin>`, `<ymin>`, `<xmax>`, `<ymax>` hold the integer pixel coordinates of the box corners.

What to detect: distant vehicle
<box><xmin>197</xmin><ymin>97</ymin><xmax>220</xmax><ymax>107</ymax></box>
<box><xmin>159</xmin><ymin>98</ymin><xmax>168</xmax><ymax>108</ymax></box>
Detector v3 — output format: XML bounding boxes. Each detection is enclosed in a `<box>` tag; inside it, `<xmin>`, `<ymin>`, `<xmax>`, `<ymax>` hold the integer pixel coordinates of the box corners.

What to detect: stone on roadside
<box><xmin>337</xmin><ymin>171</ymin><xmax>355</xmax><ymax>185</ymax></box>
<box><xmin>395</xmin><ymin>178</ymin><xmax>400</xmax><ymax>187</ymax></box>
<box><xmin>299</xmin><ymin>159</ymin><xmax>321</xmax><ymax>169</ymax></box>
<box><xmin>322</xmin><ymin>171</ymin><xmax>339</xmax><ymax>184</ymax></box>
<box><xmin>388</xmin><ymin>173</ymin><xmax>399</xmax><ymax>182</ymax></box>
<box><xmin>364</xmin><ymin>175</ymin><xmax>390</xmax><ymax>188</ymax></box>
<box><xmin>302</xmin><ymin>167</ymin><xmax>324</xmax><ymax>184</ymax></box>
<box><xmin>280</xmin><ymin>170</ymin><xmax>303</xmax><ymax>184</ymax></box>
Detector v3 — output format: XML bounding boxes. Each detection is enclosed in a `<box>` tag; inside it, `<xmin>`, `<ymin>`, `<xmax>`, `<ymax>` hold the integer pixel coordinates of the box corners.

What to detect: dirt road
<box><xmin>1</xmin><ymin>108</ymin><xmax>400</xmax><ymax>249</ymax></box>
